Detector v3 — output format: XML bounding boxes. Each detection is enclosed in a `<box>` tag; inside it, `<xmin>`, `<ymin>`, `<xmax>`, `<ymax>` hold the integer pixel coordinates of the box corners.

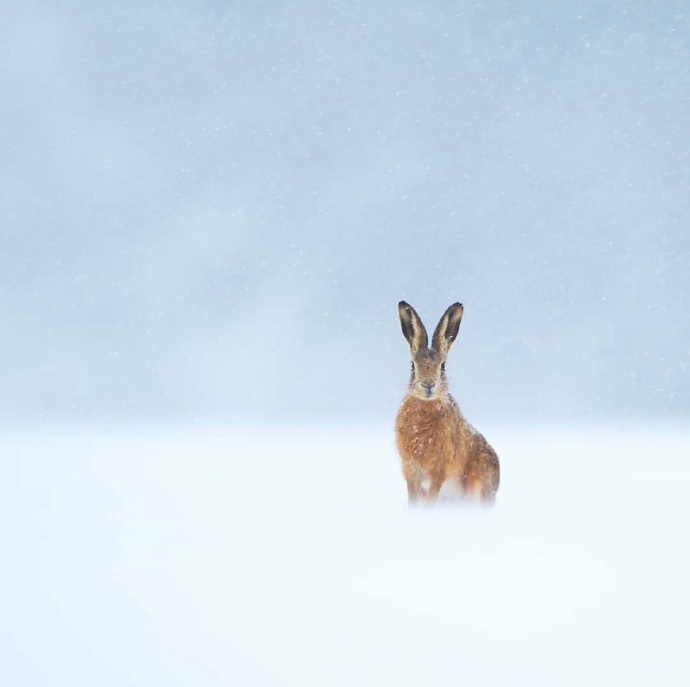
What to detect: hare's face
<box><xmin>410</xmin><ymin>349</ymin><xmax>447</xmax><ymax>400</ymax></box>
<box><xmin>398</xmin><ymin>300</ymin><xmax>463</xmax><ymax>401</ymax></box>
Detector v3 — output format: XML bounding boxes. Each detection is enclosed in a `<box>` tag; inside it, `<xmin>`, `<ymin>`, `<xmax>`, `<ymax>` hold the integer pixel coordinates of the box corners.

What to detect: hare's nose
<box><xmin>421</xmin><ymin>381</ymin><xmax>435</xmax><ymax>395</ymax></box>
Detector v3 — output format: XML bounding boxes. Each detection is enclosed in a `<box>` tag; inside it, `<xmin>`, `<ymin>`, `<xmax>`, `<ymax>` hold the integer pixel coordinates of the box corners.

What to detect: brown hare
<box><xmin>395</xmin><ymin>301</ymin><xmax>500</xmax><ymax>504</ymax></box>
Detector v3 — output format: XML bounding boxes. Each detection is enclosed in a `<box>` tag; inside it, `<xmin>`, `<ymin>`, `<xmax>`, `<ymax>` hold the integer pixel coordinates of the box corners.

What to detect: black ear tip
<box><xmin>399</xmin><ymin>300</ymin><xmax>410</xmax><ymax>310</ymax></box>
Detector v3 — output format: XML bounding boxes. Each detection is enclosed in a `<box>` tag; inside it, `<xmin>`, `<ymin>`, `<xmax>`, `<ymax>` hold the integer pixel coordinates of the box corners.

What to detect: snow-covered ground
<box><xmin>2</xmin><ymin>424</ymin><xmax>689</xmax><ymax>686</ymax></box>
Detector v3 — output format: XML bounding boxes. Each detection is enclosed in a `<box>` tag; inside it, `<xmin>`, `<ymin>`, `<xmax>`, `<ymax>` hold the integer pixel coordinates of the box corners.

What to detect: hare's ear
<box><xmin>431</xmin><ymin>303</ymin><xmax>464</xmax><ymax>358</ymax></box>
<box><xmin>398</xmin><ymin>301</ymin><xmax>428</xmax><ymax>355</ymax></box>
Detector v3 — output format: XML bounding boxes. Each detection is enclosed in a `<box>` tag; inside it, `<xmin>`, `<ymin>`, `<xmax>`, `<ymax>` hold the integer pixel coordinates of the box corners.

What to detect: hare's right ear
<box><xmin>431</xmin><ymin>302</ymin><xmax>464</xmax><ymax>358</ymax></box>
<box><xmin>398</xmin><ymin>301</ymin><xmax>428</xmax><ymax>355</ymax></box>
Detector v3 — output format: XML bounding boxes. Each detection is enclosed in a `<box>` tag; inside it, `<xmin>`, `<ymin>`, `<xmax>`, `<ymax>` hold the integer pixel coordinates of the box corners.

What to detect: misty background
<box><xmin>2</xmin><ymin>0</ymin><xmax>688</xmax><ymax>428</ymax></box>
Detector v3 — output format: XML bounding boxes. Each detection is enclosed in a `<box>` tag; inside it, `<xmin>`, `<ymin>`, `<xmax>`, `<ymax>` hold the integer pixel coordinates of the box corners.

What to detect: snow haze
<box><xmin>2</xmin><ymin>1</ymin><xmax>689</xmax><ymax>425</ymax></box>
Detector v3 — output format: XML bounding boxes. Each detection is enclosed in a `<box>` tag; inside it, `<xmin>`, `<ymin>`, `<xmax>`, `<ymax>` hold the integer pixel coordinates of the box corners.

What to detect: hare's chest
<box><xmin>408</xmin><ymin>425</ymin><xmax>446</xmax><ymax>458</ymax></box>
<box><xmin>398</xmin><ymin>411</ymin><xmax>454</xmax><ymax>468</ymax></box>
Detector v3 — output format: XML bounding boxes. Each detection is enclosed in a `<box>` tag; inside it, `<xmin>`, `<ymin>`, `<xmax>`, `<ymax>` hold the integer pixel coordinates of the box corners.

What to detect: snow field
<box><xmin>1</xmin><ymin>425</ymin><xmax>688</xmax><ymax>686</ymax></box>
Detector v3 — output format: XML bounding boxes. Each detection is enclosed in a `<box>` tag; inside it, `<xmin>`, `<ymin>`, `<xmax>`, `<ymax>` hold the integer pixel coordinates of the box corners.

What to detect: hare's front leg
<box><xmin>406</xmin><ymin>480</ymin><xmax>424</xmax><ymax>503</ymax></box>
<box><xmin>426</xmin><ymin>472</ymin><xmax>446</xmax><ymax>501</ymax></box>
<box><xmin>403</xmin><ymin>464</ymin><xmax>426</xmax><ymax>503</ymax></box>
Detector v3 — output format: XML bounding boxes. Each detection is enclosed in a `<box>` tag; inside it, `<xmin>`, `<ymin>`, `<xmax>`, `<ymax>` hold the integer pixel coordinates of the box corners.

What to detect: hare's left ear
<box><xmin>398</xmin><ymin>301</ymin><xmax>428</xmax><ymax>355</ymax></box>
<box><xmin>431</xmin><ymin>303</ymin><xmax>464</xmax><ymax>358</ymax></box>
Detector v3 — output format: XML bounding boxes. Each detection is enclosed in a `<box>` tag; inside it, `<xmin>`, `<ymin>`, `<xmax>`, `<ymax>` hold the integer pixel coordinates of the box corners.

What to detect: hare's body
<box><xmin>396</xmin><ymin>395</ymin><xmax>500</xmax><ymax>502</ymax></box>
<box><xmin>395</xmin><ymin>301</ymin><xmax>500</xmax><ymax>504</ymax></box>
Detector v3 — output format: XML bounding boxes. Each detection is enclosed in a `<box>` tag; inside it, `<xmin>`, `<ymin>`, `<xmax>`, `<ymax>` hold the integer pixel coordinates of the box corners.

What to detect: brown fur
<box><xmin>395</xmin><ymin>301</ymin><xmax>500</xmax><ymax>504</ymax></box>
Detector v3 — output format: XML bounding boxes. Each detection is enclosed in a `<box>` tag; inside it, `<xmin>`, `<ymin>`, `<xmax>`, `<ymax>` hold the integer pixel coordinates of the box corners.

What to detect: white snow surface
<box><xmin>2</xmin><ymin>424</ymin><xmax>689</xmax><ymax>686</ymax></box>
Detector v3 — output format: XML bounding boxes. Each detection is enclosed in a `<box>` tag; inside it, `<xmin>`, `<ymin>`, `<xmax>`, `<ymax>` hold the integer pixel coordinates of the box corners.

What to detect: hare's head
<box><xmin>398</xmin><ymin>301</ymin><xmax>464</xmax><ymax>400</ymax></box>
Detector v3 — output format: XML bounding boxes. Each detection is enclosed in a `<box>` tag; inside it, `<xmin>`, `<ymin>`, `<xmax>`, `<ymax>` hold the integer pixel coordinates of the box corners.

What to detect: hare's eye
<box><xmin>411</xmin><ymin>362</ymin><xmax>415</xmax><ymax>371</ymax></box>
<box><xmin>441</xmin><ymin>363</ymin><xmax>446</xmax><ymax>371</ymax></box>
